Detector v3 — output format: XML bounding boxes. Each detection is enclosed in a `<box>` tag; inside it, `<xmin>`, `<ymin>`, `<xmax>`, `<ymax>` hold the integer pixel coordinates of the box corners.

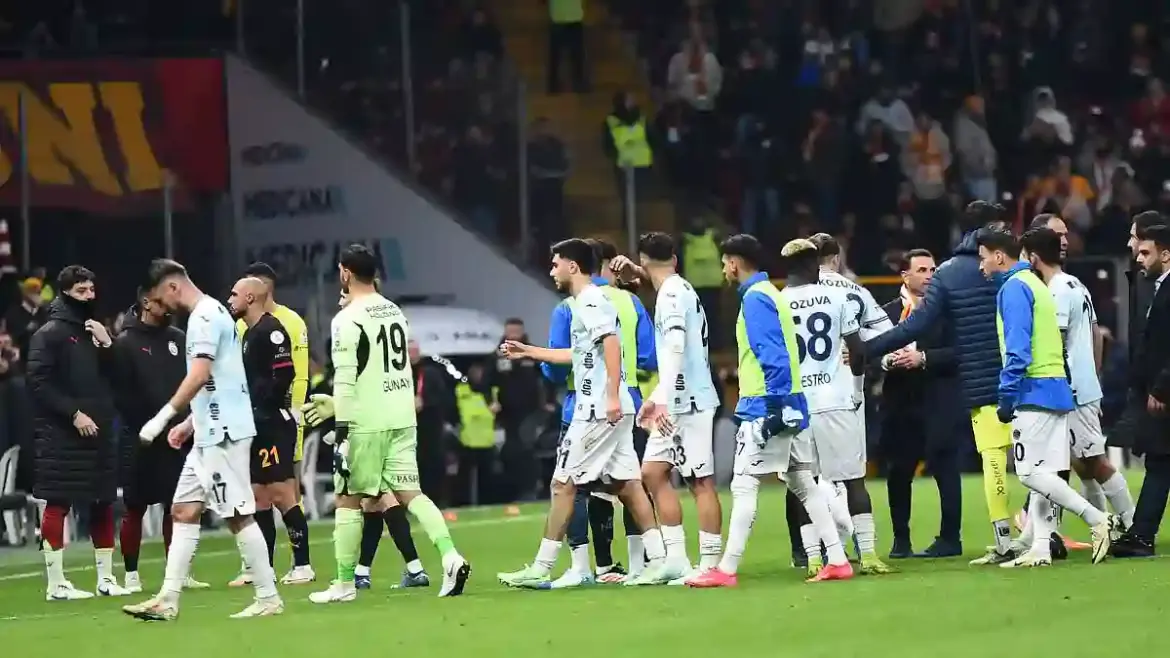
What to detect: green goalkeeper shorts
<box><xmin>335</xmin><ymin>427</ymin><xmax>420</xmax><ymax>496</ymax></box>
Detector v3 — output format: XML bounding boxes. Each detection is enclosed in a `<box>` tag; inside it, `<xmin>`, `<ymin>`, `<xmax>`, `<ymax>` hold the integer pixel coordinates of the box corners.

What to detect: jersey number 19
<box><xmin>376</xmin><ymin>323</ymin><xmax>408</xmax><ymax>373</ymax></box>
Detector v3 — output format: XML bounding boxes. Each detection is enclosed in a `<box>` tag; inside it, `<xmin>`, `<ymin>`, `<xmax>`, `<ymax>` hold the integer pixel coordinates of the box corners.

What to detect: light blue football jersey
<box><xmin>1050</xmin><ymin>271</ymin><xmax>1103</xmax><ymax>405</ymax></box>
<box><xmin>654</xmin><ymin>274</ymin><xmax>718</xmax><ymax>413</ymax></box>
<box><xmin>186</xmin><ymin>296</ymin><xmax>256</xmax><ymax>447</ymax></box>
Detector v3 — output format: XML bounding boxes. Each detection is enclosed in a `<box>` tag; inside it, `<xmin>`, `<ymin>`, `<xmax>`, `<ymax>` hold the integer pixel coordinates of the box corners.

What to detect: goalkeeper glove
<box><xmin>330</xmin><ymin>423</ymin><xmax>351</xmax><ymax>479</ymax></box>
<box><xmin>996</xmin><ymin>403</ymin><xmax>1015</xmax><ymax>425</ymax></box>
<box><xmin>300</xmin><ymin>394</ymin><xmax>335</xmax><ymax>427</ymax></box>
<box><xmin>760</xmin><ymin>401</ymin><xmax>804</xmax><ymax>445</ymax></box>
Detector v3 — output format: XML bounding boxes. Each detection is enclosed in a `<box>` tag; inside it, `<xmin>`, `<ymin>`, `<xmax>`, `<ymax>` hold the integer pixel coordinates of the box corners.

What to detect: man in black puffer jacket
<box><xmin>111</xmin><ymin>292</ymin><xmax>201</xmax><ymax>592</ymax></box>
<box><xmin>26</xmin><ymin>265</ymin><xmax>127</xmax><ymax>599</ymax></box>
<box><xmin>865</xmin><ymin>202</ymin><xmax>1021</xmax><ymax>566</ymax></box>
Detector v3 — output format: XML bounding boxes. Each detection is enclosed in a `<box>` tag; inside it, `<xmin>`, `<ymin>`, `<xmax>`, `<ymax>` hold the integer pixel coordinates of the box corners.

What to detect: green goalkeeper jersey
<box><xmin>331</xmin><ymin>292</ymin><xmax>416</xmax><ymax>431</ymax></box>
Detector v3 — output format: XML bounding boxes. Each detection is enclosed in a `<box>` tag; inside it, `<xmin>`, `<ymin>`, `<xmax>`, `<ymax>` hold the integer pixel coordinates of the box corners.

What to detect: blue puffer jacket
<box><xmin>865</xmin><ymin>230</ymin><xmax>1001</xmax><ymax>409</ymax></box>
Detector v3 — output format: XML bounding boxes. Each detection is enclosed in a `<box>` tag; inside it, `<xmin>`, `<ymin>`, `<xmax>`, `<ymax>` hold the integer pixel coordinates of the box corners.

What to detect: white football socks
<box><xmin>852</xmin><ymin>513</ymin><xmax>876</xmax><ymax>558</ymax></box>
<box><xmin>1020</xmin><ymin>472</ymin><xmax>1107</xmax><ymax>527</ymax></box>
<box><xmin>569</xmin><ymin>543</ymin><xmax>591</xmax><ymax>574</ymax></box>
<box><xmin>661</xmin><ymin>524</ymin><xmax>689</xmax><ymax>566</ymax></box>
<box><xmin>789</xmin><ymin>470</ymin><xmax>847</xmax><ymax>566</ymax></box>
<box><xmin>1081</xmin><ymin>479</ymin><xmax>1107</xmax><ymax>513</ymax></box>
<box><xmin>626</xmin><ymin>536</ymin><xmax>646</xmax><ymax>576</ymax></box>
<box><xmin>820</xmin><ymin>480</ymin><xmax>854</xmax><ymax>546</ymax></box>
<box><xmin>698</xmin><ymin>531</ymin><xmax>722</xmax><ymax>570</ymax></box>
<box><xmin>718</xmin><ymin>475</ymin><xmax>760</xmax><ymax>575</ymax></box>
<box><xmin>800</xmin><ymin>524</ymin><xmax>820</xmax><ymax>562</ymax></box>
<box><xmin>236</xmin><ymin>522</ymin><xmax>279</xmax><ymax>600</ymax></box>
<box><xmin>535</xmin><ymin>538</ymin><xmax>561</xmax><ymax>573</ymax></box>
<box><xmin>95</xmin><ymin>547</ymin><xmax>114</xmax><ymax>583</ymax></box>
<box><xmin>1028</xmin><ymin>495</ymin><xmax>1055</xmax><ymax>558</ymax></box>
<box><xmin>1100</xmin><ymin>472</ymin><xmax>1135</xmax><ymax>528</ymax></box>
<box><xmin>162</xmin><ymin>522</ymin><xmax>201</xmax><ymax>598</ymax></box>
<box><xmin>641</xmin><ymin>528</ymin><xmax>666</xmax><ymax>562</ymax></box>
<box><xmin>43</xmin><ymin>548</ymin><xmax>65</xmax><ymax>588</ymax></box>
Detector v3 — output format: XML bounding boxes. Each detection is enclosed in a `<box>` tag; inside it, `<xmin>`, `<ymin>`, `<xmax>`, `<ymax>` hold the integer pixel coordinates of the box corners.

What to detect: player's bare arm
<box><xmin>609</xmin><ymin>255</ymin><xmax>647</xmax><ymax>283</ymax></box>
<box><xmin>139</xmin><ymin>357</ymin><xmax>211</xmax><ymax>443</ymax></box>
<box><xmin>500</xmin><ymin>340</ymin><xmax>572</xmax><ymax>364</ymax></box>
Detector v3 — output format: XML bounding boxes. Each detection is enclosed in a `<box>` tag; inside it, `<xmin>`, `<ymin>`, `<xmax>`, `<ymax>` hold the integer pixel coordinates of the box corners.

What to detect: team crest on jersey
<box><xmin>300</xmin><ymin>329</ymin><xmax>308</xmax><ymax>345</ymax></box>
<box><xmin>167</xmin><ymin>340</ymin><xmax>178</xmax><ymax>356</ymax></box>
<box><xmin>270</xmin><ymin>330</ymin><xmax>285</xmax><ymax>345</ymax></box>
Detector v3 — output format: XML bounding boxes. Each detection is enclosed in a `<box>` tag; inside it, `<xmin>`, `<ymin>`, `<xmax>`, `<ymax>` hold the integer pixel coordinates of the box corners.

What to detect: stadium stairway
<box><xmin>491</xmin><ymin>2</ymin><xmax>676</xmax><ymax>250</ymax></box>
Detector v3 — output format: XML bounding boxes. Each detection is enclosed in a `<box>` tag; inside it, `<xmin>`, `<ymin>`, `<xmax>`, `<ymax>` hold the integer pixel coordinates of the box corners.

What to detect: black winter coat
<box><xmin>111</xmin><ymin>313</ymin><xmax>188</xmax><ymax>478</ymax></box>
<box><xmin>865</xmin><ymin>230</ymin><xmax>1001</xmax><ymax>409</ymax></box>
<box><xmin>26</xmin><ymin>298</ymin><xmax>118</xmax><ymax>502</ymax></box>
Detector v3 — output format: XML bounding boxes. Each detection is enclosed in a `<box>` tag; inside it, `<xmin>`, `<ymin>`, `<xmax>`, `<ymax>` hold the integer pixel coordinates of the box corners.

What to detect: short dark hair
<box><xmin>1028</xmin><ymin>213</ymin><xmax>1061</xmax><ymax>231</ymax></box>
<box><xmin>807</xmin><ymin>233</ymin><xmax>840</xmax><ymax>261</ymax></box>
<box><xmin>551</xmin><ymin>238</ymin><xmax>598</xmax><ymax>274</ymax></box>
<box><xmin>961</xmin><ymin>200</ymin><xmax>1006</xmax><ymax>232</ymax></box>
<box><xmin>57</xmin><ymin>265</ymin><xmax>94</xmax><ymax>292</ymax></box>
<box><xmin>144</xmin><ymin>259</ymin><xmax>187</xmax><ymax>290</ymax></box>
<box><xmin>719</xmin><ymin>234</ymin><xmax>761</xmax><ymax>269</ymax></box>
<box><xmin>637</xmin><ymin>232</ymin><xmax>676</xmax><ymax>261</ymax></box>
<box><xmin>1020</xmin><ymin>227</ymin><xmax>1063</xmax><ymax>265</ymax></box>
<box><xmin>897</xmin><ymin>248</ymin><xmax>934</xmax><ymax>272</ymax></box>
<box><xmin>243</xmin><ymin>261</ymin><xmax>279</xmax><ymax>283</ymax></box>
<box><xmin>587</xmin><ymin>238</ymin><xmax>618</xmax><ymax>263</ymax></box>
<box><xmin>1136</xmin><ymin>224</ymin><xmax>1170</xmax><ymax>250</ymax></box>
<box><xmin>339</xmin><ymin>244</ymin><xmax>379</xmax><ymax>283</ymax></box>
<box><xmin>1133</xmin><ymin>210</ymin><xmax>1164</xmax><ymax>233</ymax></box>
<box><xmin>504</xmin><ymin>317</ymin><xmax>524</xmax><ymax>326</ymax></box>
<box><xmin>975</xmin><ymin>227</ymin><xmax>1021</xmax><ymax>259</ymax></box>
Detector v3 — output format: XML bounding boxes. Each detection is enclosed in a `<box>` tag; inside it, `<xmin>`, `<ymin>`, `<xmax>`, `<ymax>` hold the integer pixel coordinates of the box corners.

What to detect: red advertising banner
<box><xmin>0</xmin><ymin>58</ymin><xmax>227</xmax><ymax>214</ymax></box>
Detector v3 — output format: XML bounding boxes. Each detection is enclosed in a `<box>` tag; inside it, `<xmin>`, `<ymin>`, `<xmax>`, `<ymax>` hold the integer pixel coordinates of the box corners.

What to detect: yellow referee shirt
<box><xmin>237</xmin><ymin>303</ymin><xmax>310</xmax><ymax>461</ymax></box>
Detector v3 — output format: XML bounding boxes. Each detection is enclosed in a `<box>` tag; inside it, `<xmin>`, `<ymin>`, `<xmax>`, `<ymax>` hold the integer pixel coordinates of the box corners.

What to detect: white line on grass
<box><xmin>0</xmin><ymin>512</ymin><xmax>542</xmax><ymax>583</ymax></box>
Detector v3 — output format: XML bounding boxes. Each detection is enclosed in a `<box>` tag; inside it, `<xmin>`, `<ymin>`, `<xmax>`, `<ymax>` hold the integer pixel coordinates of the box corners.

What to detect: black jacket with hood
<box><xmin>26</xmin><ymin>296</ymin><xmax>118</xmax><ymax>502</ymax></box>
<box><xmin>111</xmin><ymin>310</ymin><xmax>187</xmax><ymax>464</ymax></box>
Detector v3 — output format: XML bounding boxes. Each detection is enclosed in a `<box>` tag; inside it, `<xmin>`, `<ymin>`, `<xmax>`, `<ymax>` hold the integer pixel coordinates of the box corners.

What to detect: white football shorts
<box><xmin>1011</xmin><ymin>409</ymin><xmax>1070</xmax><ymax>477</ymax></box>
<box><xmin>1068</xmin><ymin>400</ymin><xmax>1106</xmax><ymax>460</ymax></box>
<box><xmin>806</xmin><ymin>408</ymin><xmax>867</xmax><ymax>482</ymax></box>
<box><xmin>553</xmin><ymin>415</ymin><xmax>641</xmax><ymax>485</ymax></box>
<box><xmin>733</xmin><ymin>417</ymin><xmax>814</xmax><ymax>480</ymax></box>
<box><xmin>173</xmin><ymin>437</ymin><xmax>256</xmax><ymax>518</ymax></box>
<box><xmin>644</xmin><ymin>409</ymin><xmax>715</xmax><ymax>478</ymax></box>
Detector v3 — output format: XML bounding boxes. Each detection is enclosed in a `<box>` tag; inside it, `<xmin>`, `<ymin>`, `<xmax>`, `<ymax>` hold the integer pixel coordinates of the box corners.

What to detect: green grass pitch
<box><xmin>1</xmin><ymin>475</ymin><xmax>1168</xmax><ymax>657</ymax></box>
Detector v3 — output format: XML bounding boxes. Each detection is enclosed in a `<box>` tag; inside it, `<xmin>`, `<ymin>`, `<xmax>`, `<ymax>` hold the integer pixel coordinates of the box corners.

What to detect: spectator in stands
<box><xmin>527</xmin><ymin>118</ymin><xmax>570</xmax><ymax>251</ymax></box>
<box><xmin>1132</xmin><ymin>78</ymin><xmax>1170</xmax><ymax>137</ymax></box>
<box><xmin>458</xmin><ymin>6</ymin><xmax>503</xmax><ymax>61</ymax></box>
<box><xmin>453</xmin><ymin>124</ymin><xmax>505</xmax><ymax>237</ymax></box>
<box><xmin>655</xmin><ymin>99</ymin><xmax>700</xmax><ymax>194</ymax></box>
<box><xmin>802</xmin><ymin>107</ymin><xmax>846</xmax><ymax>232</ymax></box>
<box><xmin>953</xmin><ymin>95</ymin><xmax>998</xmax><ymax>203</ymax></box>
<box><xmin>737</xmin><ymin>115</ymin><xmax>781</xmax><ymax>237</ymax></box>
<box><xmin>1081</xmin><ymin>136</ymin><xmax>1131</xmax><ymax>214</ymax></box>
<box><xmin>4</xmin><ymin>278</ymin><xmax>48</xmax><ymax>363</ymax></box>
<box><xmin>546</xmin><ymin>0</ymin><xmax>587</xmax><ymax>94</ymax></box>
<box><xmin>856</xmin><ymin>82</ymin><xmax>914</xmax><ymax>145</ymax></box>
<box><xmin>903</xmin><ymin>109</ymin><xmax>953</xmax><ymax>258</ymax></box>
<box><xmin>1034</xmin><ymin>155</ymin><xmax>1094</xmax><ymax>231</ymax></box>
<box><xmin>667</xmin><ymin>33</ymin><xmax>722</xmax><ymax>113</ymax></box>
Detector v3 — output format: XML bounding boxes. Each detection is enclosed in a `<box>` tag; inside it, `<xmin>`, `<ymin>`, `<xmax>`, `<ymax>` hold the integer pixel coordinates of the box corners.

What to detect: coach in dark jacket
<box><xmin>1113</xmin><ymin>211</ymin><xmax>1163</xmax><ymax>450</ymax></box>
<box><xmin>1113</xmin><ymin>224</ymin><xmax>1170</xmax><ymax>557</ymax></box>
<box><xmin>878</xmin><ymin>249</ymin><xmax>965</xmax><ymax>559</ymax></box>
<box><xmin>865</xmin><ymin>201</ymin><xmax>1018</xmax><ymax>561</ymax></box>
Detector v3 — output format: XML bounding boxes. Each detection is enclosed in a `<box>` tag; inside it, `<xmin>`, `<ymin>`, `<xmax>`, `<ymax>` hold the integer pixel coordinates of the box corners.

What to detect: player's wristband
<box><xmin>333</xmin><ymin>422</ymin><xmax>350</xmax><ymax>445</ymax></box>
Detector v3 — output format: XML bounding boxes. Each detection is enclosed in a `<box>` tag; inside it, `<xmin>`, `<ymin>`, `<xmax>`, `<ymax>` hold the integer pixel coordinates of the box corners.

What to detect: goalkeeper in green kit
<box><xmin>304</xmin><ymin>245</ymin><xmax>471</xmax><ymax>603</ymax></box>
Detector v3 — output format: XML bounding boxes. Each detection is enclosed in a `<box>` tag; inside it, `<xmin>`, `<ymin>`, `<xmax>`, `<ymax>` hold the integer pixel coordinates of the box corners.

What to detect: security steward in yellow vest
<box><xmin>605</xmin><ymin>94</ymin><xmax>653</xmax><ymax>171</ymax></box>
<box><xmin>456</xmin><ymin>363</ymin><xmax>498</xmax><ymax>506</ymax></box>
<box><xmin>680</xmin><ymin>221</ymin><xmax>724</xmax><ymax>347</ymax></box>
